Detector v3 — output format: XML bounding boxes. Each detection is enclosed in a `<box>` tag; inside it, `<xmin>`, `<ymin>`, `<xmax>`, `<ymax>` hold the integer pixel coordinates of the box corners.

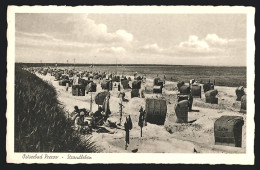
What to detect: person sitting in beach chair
<box><xmin>92</xmin><ymin>106</ymin><xmax>104</xmax><ymax>126</ymax></box>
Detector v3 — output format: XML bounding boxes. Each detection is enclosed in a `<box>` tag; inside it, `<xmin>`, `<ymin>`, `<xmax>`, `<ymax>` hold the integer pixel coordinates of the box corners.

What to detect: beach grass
<box><xmin>15</xmin><ymin>66</ymin><xmax>97</xmax><ymax>152</ymax></box>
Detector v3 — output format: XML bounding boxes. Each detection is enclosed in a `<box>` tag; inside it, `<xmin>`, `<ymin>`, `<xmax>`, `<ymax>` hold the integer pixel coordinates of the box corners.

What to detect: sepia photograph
<box><xmin>6</xmin><ymin>6</ymin><xmax>255</xmax><ymax>164</ymax></box>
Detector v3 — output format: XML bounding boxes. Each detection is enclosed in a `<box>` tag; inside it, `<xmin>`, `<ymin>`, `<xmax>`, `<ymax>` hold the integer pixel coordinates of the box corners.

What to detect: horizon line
<box><xmin>15</xmin><ymin>62</ymin><xmax>246</xmax><ymax>67</ymax></box>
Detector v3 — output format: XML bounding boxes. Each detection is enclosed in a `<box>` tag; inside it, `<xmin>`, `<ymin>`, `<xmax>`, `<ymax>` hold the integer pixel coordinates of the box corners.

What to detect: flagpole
<box><xmin>67</xmin><ymin>59</ymin><xmax>68</xmax><ymax>72</ymax></box>
<box><xmin>74</xmin><ymin>58</ymin><xmax>75</xmax><ymax>70</ymax></box>
<box><xmin>116</xmin><ymin>57</ymin><xmax>117</xmax><ymax>75</ymax></box>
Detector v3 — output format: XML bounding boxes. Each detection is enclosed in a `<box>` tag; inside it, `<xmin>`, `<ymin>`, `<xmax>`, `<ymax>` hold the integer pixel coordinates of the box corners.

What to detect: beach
<box><xmin>36</xmin><ymin>72</ymin><xmax>246</xmax><ymax>153</ymax></box>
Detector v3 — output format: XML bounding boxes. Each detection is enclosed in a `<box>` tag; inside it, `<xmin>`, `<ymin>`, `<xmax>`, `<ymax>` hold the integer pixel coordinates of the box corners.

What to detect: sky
<box><xmin>15</xmin><ymin>13</ymin><xmax>247</xmax><ymax>66</ymax></box>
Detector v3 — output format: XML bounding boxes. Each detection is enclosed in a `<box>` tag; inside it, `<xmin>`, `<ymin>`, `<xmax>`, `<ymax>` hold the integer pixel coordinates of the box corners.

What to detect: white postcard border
<box><xmin>6</xmin><ymin>6</ymin><xmax>255</xmax><ymax>164</ymax></box>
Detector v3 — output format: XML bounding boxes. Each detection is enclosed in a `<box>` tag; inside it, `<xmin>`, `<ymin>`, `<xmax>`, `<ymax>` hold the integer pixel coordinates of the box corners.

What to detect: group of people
<box><xmin>71</xmin><ymin>105</ymin><xmax>110</xmax><ymax>133</ymax></box>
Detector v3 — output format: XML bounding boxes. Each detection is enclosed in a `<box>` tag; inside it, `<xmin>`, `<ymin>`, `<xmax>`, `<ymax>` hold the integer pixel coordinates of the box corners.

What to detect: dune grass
<box><xmin>15</xmin><ymin>66</ymin><xmax>97</xmax><ymax>152</ymax></box>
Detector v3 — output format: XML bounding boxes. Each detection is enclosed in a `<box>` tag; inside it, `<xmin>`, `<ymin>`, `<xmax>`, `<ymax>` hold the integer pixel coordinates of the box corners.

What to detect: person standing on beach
<box><xmin>124</xmin><ymin>115</ymin><xmax>133</xmax><ymax>150</ymax></box>
<box><xmin>138</xmin><ymin>107</ymin><xmax>145</xmax><ymax>137</ymax></box>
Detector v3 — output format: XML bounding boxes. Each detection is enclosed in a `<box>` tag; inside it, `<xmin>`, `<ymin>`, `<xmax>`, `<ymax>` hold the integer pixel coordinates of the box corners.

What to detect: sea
<box><xmin>58</xmin><ymin>65</ymin><xmax>246</xmax><ymax>87</ymax></box>
<box><xmin>17</xmin><ymin>63</ymin><xmax>246</xmax><ymax>87</ymax></box>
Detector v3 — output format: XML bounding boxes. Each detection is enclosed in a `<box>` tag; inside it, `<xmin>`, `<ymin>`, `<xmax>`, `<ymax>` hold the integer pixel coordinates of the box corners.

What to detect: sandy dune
<box><xmin>37</xmin><ymin>73</ymin><xmax>246</xmax><ymax>153</ymax></box>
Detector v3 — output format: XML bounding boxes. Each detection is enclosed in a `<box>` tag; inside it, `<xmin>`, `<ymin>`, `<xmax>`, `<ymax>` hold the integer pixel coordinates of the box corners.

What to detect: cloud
<box><xmin>179</xmin><ymin>35</ymin><xmax>209</xmax><ymax>50</ymax></box>
<box><xmin>137</xmin><ymin>43</ymin><xmax>164</xmax><ymax>54</ymax></box>
<box><xmin>174</xmin><ymin>46</ymin><xmax>223</xmax><ymax>57</ymax></box>
<box><xmin>135</xmin><ymin>34</ymin><xmax>245</xmax><ymax>60</ymax></box>
<box><xmin>176</xmin><ymin>35</ymin><xmax>221</xmax><ymax>56</ymax></box>
<box><xmin>16</xmin><ymin>31</ymin><xmax>62</xmax><ymax>42</ymax></box>
<box><xmin>116</xmin><ymin>30</ymin><xmax>134</xmax><ymax>42</ymax></box>
<box><xmin>98</xmin><ymin>47</ymin><xmax>126</xmax><ymax>54</ymax></box>
<box><xmin>53</xmin><ymin>15</ymin><xmax>134</xmax><ymax>44</ymax></box>
<box><xmin>15</xmin><ymin>14</ymin><xmax>135</xmax><ymax>64</ymax></box>
<box><xmin>15</xmin><ymin>31</ymin><xmax>96</xmax><ymax>52</ymax></box>
<box><xmin>16</xmin><ymin>14</ymin><xmax>134</xmax><ymax>46</ymax></box>
<box><xmin>15</xmin><ymin>14</ymin><xmax>246</xmax><ymax>66</ymax></box>
<box><xmin>205</xmin><ymin>34</ymin><xmax>228</xmax><ymax>45</ymax></box>
<box><xmin>174</xmin><ymin>34</ymin><xmax>245</xmax><ymax>57</ymax></box>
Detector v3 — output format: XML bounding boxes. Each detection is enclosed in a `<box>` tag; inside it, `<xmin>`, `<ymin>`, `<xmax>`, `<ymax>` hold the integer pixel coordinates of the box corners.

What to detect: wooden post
<box><xmin>119</xmin><ymin>100</ymin><xmax>123</xmax><ymax>125</ymax></box>
<box><xmin>125</xmin><ymin>142</ymin><xmax>128</xmax><ymax>150</ymax></box>
<box><xmin>90</xmin><ymin>92</ymin><xmax>93</xmax><ymax>112</ymax></box>
<box><xmin>66</xmin><ymin>83</ymin><xmax>69</xmax><ymax>91</ymax></box>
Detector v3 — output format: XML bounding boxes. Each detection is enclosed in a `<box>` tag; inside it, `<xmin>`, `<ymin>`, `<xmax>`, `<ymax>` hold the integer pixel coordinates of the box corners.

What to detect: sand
<box><xmin>37</xmin><ymin>73</ymin><xmax>246</xmax><ymax>153</ymax></box>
